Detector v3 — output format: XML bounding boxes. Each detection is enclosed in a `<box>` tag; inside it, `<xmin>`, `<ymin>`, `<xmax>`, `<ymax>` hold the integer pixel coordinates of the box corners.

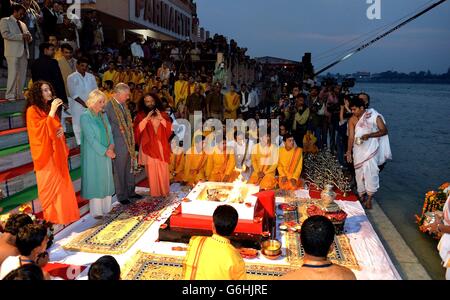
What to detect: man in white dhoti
<box><xmin>346</xmin><ymin>97</ymin><xmax>390</xmax><ymax>209</ymax></box>
<box><xmin>67</xmin><ymin>57</ymin><xmax>98</xmax><ymax>145</ymax></box>
<box><xmin>425</xmin><ymin>193</ymin><xmax>450</xmax><ymax>280</ymax></box>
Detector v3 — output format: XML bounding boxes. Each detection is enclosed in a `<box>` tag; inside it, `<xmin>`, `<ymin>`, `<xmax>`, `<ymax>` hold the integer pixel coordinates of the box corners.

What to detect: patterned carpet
<box><xmin>121</xmin><ymin>251</ymin><xmax>298</xmax><ymax>280</ymax></box>
<box><xmin>281</xmin><ymin>199</ymin><xmax>360</xmax><ymax>270</ymax></box>
<box><xmin>63</xmin><ymin>195</ymin><xmax>179</xmax><ymax>254</ymax></box>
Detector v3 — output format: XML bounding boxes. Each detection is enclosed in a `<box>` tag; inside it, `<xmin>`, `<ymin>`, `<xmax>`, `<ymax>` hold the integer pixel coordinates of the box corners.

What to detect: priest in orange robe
<box><xmin>25</xmin><ymin>81</ymin><xmax>80</xmax><ymax>225</ymax></box>
<box><xmin>205</xmin><ymin>139</ymin><xmax>238</xmax><ymax>183</ymax></box>
<box><xmin>137</xmin><ymin>93</ymin><xmax>173</xmax><ymax>197</ymax></box>
<box><xmin>278</xmin><ymin>133</ymin><xmax>304</xmax><ymax>191</ymax></box>
<box><xmin>224</xmin><ymin>83</ymin><xmax>240</xmax><ymax>120</ymax></box>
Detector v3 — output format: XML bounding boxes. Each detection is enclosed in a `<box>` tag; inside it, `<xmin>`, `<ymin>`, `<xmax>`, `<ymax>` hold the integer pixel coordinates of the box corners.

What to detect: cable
<box><xmin>314</xmin><ymin>0</ymin><xmax>448</xmax><ymax>76</ymax></box>
<box><xmin>314</xmin><ymin>0</ymin><xmax>437</xmax><ymax>63</ymax></box>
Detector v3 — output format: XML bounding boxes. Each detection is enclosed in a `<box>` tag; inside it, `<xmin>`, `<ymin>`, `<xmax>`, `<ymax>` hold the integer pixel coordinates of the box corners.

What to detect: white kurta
<box><xmin>353</xmin><ymin>109</ymin><xmax>387</xmax><ymax>195</ymax></box>
<box><xmin>67</xmin><ymin>71</ymin><xmax>98</xmax><ymax>145</ymax></box>
<box><xmin>0</xmin><ymin>256</ymin><xmax>20</xmax><ymax>279</ymax></box>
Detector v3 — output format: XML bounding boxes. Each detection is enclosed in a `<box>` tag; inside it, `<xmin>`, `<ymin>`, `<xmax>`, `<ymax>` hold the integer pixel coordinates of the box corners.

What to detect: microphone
<box><xmin>50</xmin><ymin>98</ymin><xmax>70</xmax><ymax>112</ymax></box>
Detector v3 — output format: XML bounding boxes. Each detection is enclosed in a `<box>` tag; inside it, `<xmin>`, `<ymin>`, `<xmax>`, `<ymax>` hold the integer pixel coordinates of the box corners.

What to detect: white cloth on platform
<box><xmin>47</xmin><ymin>186</ymin><xmax>400</xmax><ymax>280</ymax></box>
<box><xmin>67</xmin><ymin>71</ymin><xmax>98</xmax><ymax>145</ymax></box>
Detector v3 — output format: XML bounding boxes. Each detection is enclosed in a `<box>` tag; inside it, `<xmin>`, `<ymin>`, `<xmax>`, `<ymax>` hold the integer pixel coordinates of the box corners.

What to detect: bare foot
<box><xmin>365</xmin><ymin>196</ymin><xmax>373</xmax><ymax>209</ymax></box>
<box><xmin>358</xmin><ymin>194</ymin><xmax>367</xmax><ymax>205</ymax></box>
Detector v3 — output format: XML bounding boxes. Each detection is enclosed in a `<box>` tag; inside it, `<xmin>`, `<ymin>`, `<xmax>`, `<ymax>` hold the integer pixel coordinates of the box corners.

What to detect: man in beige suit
<box><xmin>57</xmin><ymin>43</ymin><xmax>76</xmax><ymax>96</ymax></box>
<box><xmin>0</xmin><ymin>4</ymin><xmax>31</xmax><ymax>101</ymax></box>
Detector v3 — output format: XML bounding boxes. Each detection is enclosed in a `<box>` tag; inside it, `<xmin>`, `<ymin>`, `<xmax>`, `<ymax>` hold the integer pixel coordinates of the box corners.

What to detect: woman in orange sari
<box><xmin>25</xmin><ymin>81</ymin><xmax>80</xmax><ymax>225</ymax></box>
<box><xmin>137</xmin><ymin>93</ymin><xmax>173</xmax><ymax>198</ymax></box>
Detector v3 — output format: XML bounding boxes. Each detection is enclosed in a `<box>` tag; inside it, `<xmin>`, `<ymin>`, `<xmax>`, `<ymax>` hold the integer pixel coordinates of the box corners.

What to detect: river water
<box><xmin>352</xmin><ymin>82</ymin><xmax>450</xmax><ymax>279</ymax></box>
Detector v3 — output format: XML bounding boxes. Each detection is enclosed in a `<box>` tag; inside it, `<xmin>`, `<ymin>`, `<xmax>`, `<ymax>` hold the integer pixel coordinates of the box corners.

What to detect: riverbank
<box><xmin>353</xmin><ymin>82</ymin><xmax>450</xmax><ymax>279</ymax></box>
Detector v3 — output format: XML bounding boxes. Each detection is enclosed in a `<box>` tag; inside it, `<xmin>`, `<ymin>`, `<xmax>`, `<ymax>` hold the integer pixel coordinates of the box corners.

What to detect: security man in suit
<box><xmin>0</xmin><ymin>3</ymin><xmax>32</xmax><ymax>101</ymax></box>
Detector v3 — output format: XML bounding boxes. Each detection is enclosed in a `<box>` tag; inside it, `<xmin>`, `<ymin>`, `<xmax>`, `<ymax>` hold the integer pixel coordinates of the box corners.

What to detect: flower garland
<box><xmin>110</xmin><ymin>98</ymin><xmax>138</xmax><ymax>172</ymax></box>
<box><xmin>415</xmin><ymin>182</ymin><xmax>449</xmax><ymax>239</ymax></box>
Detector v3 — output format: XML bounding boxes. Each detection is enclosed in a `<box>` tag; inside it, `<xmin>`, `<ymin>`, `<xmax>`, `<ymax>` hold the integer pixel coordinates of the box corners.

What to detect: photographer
<box><xmin>320</xmin><ymin>84</ymin><xmax>341</xmax><ymax>152</ymax></box>
<box><xmin>308</xmin><ymin>86</ymin><xmax>325</xmax><ymax>149</ymax></box>
<box><xmin>337</xmin><ymin>94</ymin><xmax>354</xmax><ymax>166</ymax></box>
<box><xmin>292</xmin><ymin>94</ymin><xmax>310</xmax><ymax>148</ymax></box>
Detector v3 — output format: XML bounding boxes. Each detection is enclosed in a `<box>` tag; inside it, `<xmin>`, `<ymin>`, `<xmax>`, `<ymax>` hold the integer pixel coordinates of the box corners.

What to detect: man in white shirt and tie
<box><xmin>67</xmin><ymin>57</ymin><xmax>98</xmax><ymax>145</ymax></box>
<box><xmin>0</xmin><ymin>4</ymin><xmax>32</xmax><ymax>101</ymax></box>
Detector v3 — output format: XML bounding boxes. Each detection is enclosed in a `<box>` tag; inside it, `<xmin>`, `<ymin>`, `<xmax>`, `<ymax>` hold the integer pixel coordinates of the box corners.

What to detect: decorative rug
<box><xmin>281</xmin><ymin>200</ymin><xmax>360</xmax><ymax>270</ymax></box>
<box><xmin>63</xmin><ymin>195</ymin><xmax>179</xmax><ymax>254</ymax></box>
<box><xmin>122</xmin><ymin>252</ymin><xmax>298</xmax><ymax>280</ymax></box>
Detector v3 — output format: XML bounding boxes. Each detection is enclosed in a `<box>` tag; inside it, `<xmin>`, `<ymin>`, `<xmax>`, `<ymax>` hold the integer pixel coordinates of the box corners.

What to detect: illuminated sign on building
<box><xmin>130</xmin><ymin>0</ymin><xmax>193</xmax><ymax>40</ymax></box>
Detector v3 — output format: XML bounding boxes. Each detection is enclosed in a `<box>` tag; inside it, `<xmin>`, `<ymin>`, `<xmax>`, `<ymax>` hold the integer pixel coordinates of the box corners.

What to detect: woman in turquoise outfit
<box><xmin>80</xmin><ymin>90</ymin><xmax>116</xmax><ymax>219</ymax></box>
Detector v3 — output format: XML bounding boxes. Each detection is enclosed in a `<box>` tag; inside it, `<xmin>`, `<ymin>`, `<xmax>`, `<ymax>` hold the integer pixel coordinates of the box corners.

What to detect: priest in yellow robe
<box><xmin>183</xmin><ymin>135</ymin><xmax>207</xmax><ymax>186</ymax></box>
<box><xmin>182</xmin><ymin>205</ymin><xmax>246</xmax><ymax>280</ymax></box>
<box><xmin>224</xmin><ymin>83</ymin><xmax>240</xmax><ymax>120</ymax></box>
<box><xmin>248</xmin><ymin>133</ymin><xmax>278</xmax><ymax>190</ymax></box>
<box><xmin>205</xmin><ymin>139</ymin><xmax>237</xmax><ymax>183</ymax></box>
<box><xmin>278</xmin><ymin>133</ymin><xmax>304</xmax><ymax>191</ymax></box>
<box><xmin>131</xmin><ymin>69</ymin><xmax>144</xmax><ymax>85</ymax></box>
<box><xmin>174</xmin><ymin>74</ymin><xmax>189</xmax><ymax>107</ymax></box>
<box><xmin>102</xmin><ymin>62</ymin><xmax>119</xmax><ymax>86</ymax></box>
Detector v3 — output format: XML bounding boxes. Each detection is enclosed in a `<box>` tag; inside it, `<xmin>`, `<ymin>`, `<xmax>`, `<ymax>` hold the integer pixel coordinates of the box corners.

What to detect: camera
<box><xmin>342</xmin><ymin>78</ymin><xmax>355</xmax><ymax>89</ymax></box>
<box><xmin>312</xmin><ymin>100</ymin><xmax>322</xmax><ymax>112</ymax></box>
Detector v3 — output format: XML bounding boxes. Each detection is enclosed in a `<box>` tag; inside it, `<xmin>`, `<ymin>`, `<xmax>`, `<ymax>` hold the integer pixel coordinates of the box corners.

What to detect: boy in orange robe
<box><xmin>278</xmin><ymin>133</ymin><xmax>304</xmax><ymax>191</ymax></box>
<box><xmin>205</xmin><ymin>139</ymin><xmax>237</xmax><ymax>182</ymax></box>
<box><xmin>26</xmin><ymin>83</ymin><xmax>80</xmax><ymax>225</ymax></box>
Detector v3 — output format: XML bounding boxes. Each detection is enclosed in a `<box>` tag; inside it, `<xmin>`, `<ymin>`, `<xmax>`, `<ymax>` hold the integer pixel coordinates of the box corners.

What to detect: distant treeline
<box><xmin>322</xmin><ymin>68</ymin><xmax>450</xmax><ymax>84</ymax></box>
<box><xmin>367</xmin><ymin>70</ymin><xmax>450</xmax><ymax>84</ymax></box>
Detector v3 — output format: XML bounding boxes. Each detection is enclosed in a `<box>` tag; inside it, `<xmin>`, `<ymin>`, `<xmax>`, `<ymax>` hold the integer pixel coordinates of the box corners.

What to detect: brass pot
<box><xmin>261</xmin><ymin>239</ymin><xmax>282</xmax><ymax>256</ymax></box>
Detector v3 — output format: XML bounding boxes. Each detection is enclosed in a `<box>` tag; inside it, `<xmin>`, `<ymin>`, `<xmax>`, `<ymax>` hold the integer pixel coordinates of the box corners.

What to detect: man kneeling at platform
<box><xmin>248</xmin><ymin>132</ymin><xmax>278</xmax><ymax>190</ymax></box>
<box><xmin>182</xmin><ymin>205</ymin><xmax>246</xmax><ymax>280</ymax></box>
<box><xmin>281</xmin><ymin>216</ymin><xmax>356</xmax><ymax>280</ymax></box>
<box><xmin>278</xmin><ymin>133</ymin><xmax>303</xmax><ymax>191</ymax></box>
